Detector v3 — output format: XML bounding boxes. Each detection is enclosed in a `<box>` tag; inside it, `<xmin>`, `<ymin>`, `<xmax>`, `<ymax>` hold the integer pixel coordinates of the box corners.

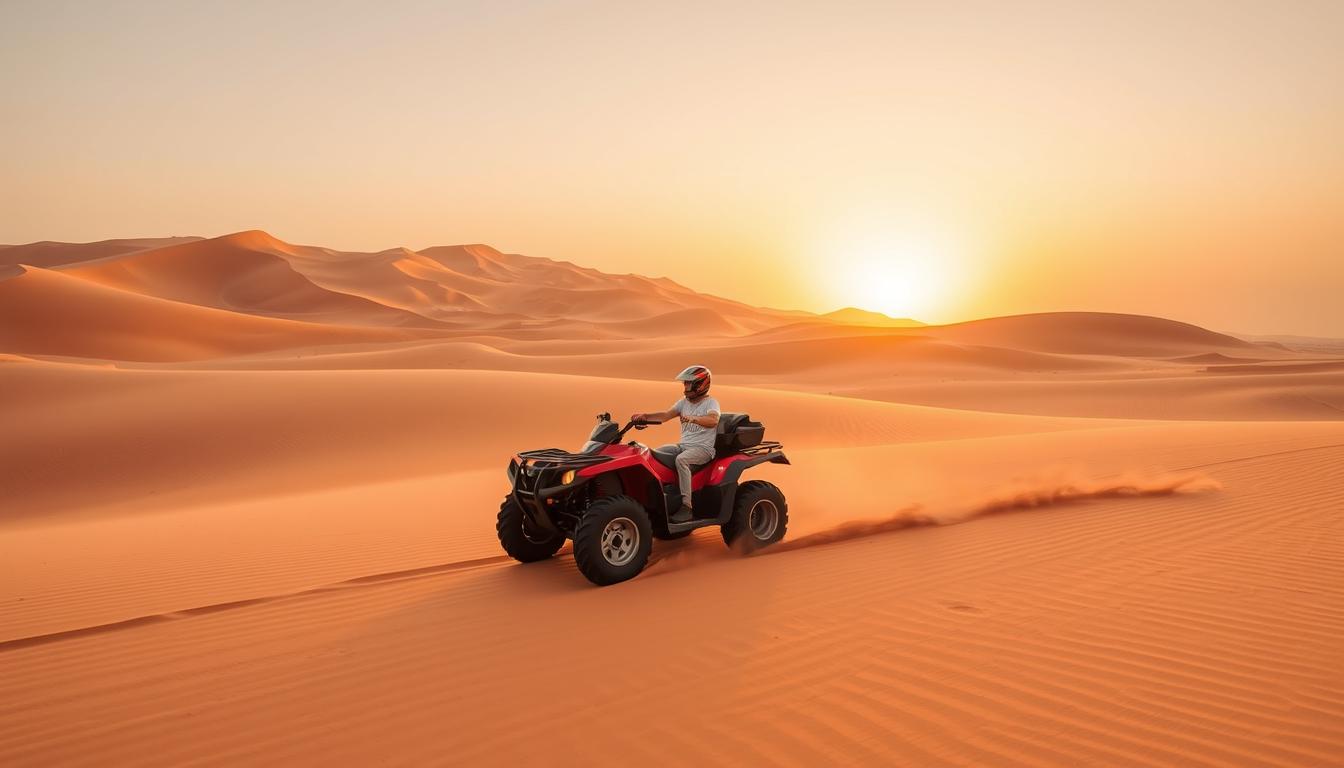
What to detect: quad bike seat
<box><xmin>651</xmin><ymin>446</ymin><xmax>711</xmax><ymax>474</ymax></box>
<box><xmin>651</xmin><ymin>413</ymin><xmax>766</xmax><ymax>472</ymax></box>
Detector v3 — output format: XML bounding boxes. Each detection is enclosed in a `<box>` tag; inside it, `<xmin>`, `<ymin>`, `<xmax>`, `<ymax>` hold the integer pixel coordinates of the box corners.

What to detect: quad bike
<box><xmin>496</xmin><ymin>412</ymin><xmax>790</xmax><ymax>585</ymax></box>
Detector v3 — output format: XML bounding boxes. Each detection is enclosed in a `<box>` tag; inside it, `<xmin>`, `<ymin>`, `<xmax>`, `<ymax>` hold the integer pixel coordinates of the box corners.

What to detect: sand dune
<box><xmin>598</xmin><ymin>306</ymin><xmax>749</xmax><ymax>336</ymax></box>
<box><xmin>822</xmin><ymin>306</ymin><xmax>924</xmax><ymax>326</ymax></box>
<box><xmin>754</xmin><ymin>312</ymin><xmax>1271</xmax><ymax>357</ymax></box>
<box><xmin>3</xmin><ymin>230</ymin><xmax>1344</xmax><ymax>766</ymax></box>
<box><xmin>417</xmin><ymin>244</ymin><xmax>525</xmax><ymax>281</ymax></box>
<box><xmin>252</xmin><ymin>233</ymin><xmax>798</xmax><ymax>330</ymax></box>
<box><xmin>128</xmin><ymin>330</ymin><xmax>1339</xmax><ymax>421</ymax></box>
<box><xmin>1238</xmin><ymin>333</ymin><xmax>1344</xmax><ymax>355</ymax></box>
<box><xmin>63</xmin><ymin>232</ymin><xmax>446</xmax><ymax>328</ymax></box>
<box><xmin>3</xmin><ymin>230</ymin><xmax>1333</xmax><ymax>369</ymax></box>
<box><xmin>1202</xmin><ymin>359</ymin><xmax>1344</xmax><ymax>375</ymax></box>
<box><xmin>1167</xmin><ymin>352</ymin><xmax>1271</xmax><ymax>364</ymax></box>
<box><xmin>921</xmin><ymin>311</ymin><xmax>1260</xmax><ymax>356</ymax></box>
<box><xmin>291</xmin><ymin>245</ymin><xmax>509</xmax><ymax>322</ymax></box>
<box><xmin>0</xmin><ymin>266</ymin><xmax>427</xmax><ymax>361</ymax></box>
<box><xmin>0</xmin><ymin>236</ymin><xmax>203</xmax><ymax>269</ymax></box>
<box><xmin>841</xmin><ymin>369</ymin><xmax>1344</xmax><ymax>420</ymax></box>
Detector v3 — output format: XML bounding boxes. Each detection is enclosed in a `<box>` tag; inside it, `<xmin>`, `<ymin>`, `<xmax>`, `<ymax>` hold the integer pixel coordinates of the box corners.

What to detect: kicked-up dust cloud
<box><xmin>644</xmin><ymin>471</ymin><xmax>1222</xmax><ymax>576</ymax></box>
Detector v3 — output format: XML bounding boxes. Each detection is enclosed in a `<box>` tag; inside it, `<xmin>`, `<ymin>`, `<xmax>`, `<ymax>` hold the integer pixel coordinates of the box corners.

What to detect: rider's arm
<box><xmin>633</xmin><ymin>408</ymin><xmax>678</xmax><ymax>424</ymax></box>
<box><xmin>682</xmin><ymin>411</ymin><xmax>720</xmax><ymax>428</ymax></box>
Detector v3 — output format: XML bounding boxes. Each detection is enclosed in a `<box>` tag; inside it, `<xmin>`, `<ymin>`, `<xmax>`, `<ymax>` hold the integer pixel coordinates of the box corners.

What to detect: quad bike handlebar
<box><xmin>597</xmin><ymin>412</ymin><xmax>654</xmax><ymax>440</ymax></box>
<box><xmin>618</xmin><ymin>418</ymin><xmax>653</xmax><ymax>439</ymax></box>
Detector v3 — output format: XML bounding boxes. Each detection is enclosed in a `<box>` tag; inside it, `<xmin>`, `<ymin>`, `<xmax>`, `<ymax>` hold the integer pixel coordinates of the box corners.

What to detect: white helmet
<box><xmin>675</xmin><ymin>365</ymin><xmax>711</xmax><ymax>399</ymax></box>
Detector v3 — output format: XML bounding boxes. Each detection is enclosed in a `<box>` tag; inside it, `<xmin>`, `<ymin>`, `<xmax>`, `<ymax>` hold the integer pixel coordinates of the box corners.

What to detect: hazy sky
<box><xmin>3</xmin><ymin>1</ymin><xmax>1341</xmax><ymax>334</ymax></box>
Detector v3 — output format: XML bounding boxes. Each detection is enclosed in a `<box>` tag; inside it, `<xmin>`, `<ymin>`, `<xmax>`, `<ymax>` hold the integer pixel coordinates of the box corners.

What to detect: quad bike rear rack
<box><xmin>739</xmin><ymin>440</ymin><xmax>783</xmax><ymax>457</ymax></box>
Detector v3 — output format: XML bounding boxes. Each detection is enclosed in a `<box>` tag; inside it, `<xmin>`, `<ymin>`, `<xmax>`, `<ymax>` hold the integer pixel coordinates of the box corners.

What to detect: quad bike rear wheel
<box><xmin>496</xmin><ymin>496</ymin><xmax>565</xmax><ymax>563</ymax></box>
<box><xmin>722</xmin><ymin>480</ymin><xmax>788</xmax><ymax>553</ymax></box>
<box><xmin>573</xmin><ymin>495</ymin><xmax>653</xmax><ymax>586</ymax></box>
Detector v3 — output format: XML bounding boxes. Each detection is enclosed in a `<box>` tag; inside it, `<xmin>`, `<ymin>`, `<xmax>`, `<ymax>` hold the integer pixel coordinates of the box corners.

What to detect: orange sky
<box><xmin>2</xmin><ymin>1</ymin><xmax>1341</xmax><ymax>335</ymax></box>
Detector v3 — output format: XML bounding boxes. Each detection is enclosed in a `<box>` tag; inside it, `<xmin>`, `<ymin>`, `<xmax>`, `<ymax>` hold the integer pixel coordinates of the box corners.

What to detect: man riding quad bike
<box><xmin>496</xmin><ymin>366</ymin><xmax>790</xmax><ymax>585</ymax></box>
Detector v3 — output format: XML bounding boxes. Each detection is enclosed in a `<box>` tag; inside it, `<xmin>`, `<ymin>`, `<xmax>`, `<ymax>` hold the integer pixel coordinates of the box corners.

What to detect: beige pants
<box><xmin>660</xmin><ymin>443</ymin><xmax>715</xmax><ymax>506</ymax></box>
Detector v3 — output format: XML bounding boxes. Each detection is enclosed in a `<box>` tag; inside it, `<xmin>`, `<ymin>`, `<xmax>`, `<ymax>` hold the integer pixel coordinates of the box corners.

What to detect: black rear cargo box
<box><xmin>716</xmin><ymin>412</ymin><xmax>764</xmax><ymax>452</ymax></box>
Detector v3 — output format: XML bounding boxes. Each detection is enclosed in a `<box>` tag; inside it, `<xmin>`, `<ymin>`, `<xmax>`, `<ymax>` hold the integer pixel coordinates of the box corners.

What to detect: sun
<box><xmin>831</xmin><ymin>231</ymin><xmax>959</xmax><ymax>320</ymax></box>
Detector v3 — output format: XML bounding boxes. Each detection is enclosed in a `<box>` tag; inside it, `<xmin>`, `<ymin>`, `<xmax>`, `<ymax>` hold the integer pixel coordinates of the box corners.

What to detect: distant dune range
<box><xmin>1</xmin><ymin>230</ymin><xmax>1339</xmax><ymax>419</ymax></box>
<box><xmin>2</xmin><ymin>231</ymin><xmax>1343</xmax><ymax>766</ymax></box>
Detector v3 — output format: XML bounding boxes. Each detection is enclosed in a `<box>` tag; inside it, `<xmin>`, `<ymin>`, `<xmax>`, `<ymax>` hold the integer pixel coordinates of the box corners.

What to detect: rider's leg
<box><xmin>672</xmin><ymin>445</ymin><xmax>714</xmax><ymax>521</ymax></box>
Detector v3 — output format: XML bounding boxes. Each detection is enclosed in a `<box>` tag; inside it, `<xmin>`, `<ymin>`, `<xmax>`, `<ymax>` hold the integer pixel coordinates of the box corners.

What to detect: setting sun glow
<box><xmin>829</xmin><ymin>231</ymin><xmax>964</xmax><ymax>321</ymax></box>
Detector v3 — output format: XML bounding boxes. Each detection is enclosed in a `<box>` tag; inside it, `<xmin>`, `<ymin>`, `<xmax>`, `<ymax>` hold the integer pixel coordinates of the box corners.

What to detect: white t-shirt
<box><xmin>671</xmin><ymin>396</ymin><xmax>721</xmax><ymax>451</ymax></box>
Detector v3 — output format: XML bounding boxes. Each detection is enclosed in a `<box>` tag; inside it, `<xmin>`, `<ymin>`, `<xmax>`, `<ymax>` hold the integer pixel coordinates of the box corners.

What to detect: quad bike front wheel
<box><xmin>573</xmin><ymin>495</ymin><xmax>653</xmax><ymax>586</ymax></box>
<box><xmin>722</xmin><ymin>480</ymin><xmax>788</xmax><ymax>553</ymax></box>
<box><xmin>496</xmin><ymin>496</ymin><xmax>566</xmax><ymax>563</ymax></box>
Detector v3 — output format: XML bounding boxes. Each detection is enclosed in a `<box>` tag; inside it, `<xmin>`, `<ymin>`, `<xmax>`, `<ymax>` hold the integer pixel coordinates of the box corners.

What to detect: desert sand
<box><xmin>2</xmin><ymin>232</ymin><xmax>1341</xmax><ymax>766</ymax></box>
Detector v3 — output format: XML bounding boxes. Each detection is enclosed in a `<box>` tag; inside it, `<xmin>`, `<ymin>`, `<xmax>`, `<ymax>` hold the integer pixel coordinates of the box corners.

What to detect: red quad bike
<box><xmin>497</xmin><ymin>413</ymin><xmax>790</xmax><ymax>585</ymax></box>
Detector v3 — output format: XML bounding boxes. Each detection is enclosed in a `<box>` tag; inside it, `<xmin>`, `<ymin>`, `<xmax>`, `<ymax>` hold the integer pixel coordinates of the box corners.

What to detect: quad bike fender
<box><xmin>660</xmin><ymin>451</ymin><xmax>791</xmax><ymax>533</ymax></box>
<box><xmin>709</xmin><ymin>450</ymin><xmax>790</xmax><ymax>486</ymax></box>
<box><xmin>713</xmin><ymin>451</ymin><xmax>789</xmax><ymax>520</ymax></box>
<box><xmin>575</xmin><ymin>445</ymin><xmax>675</xmax><ymax>483</ymax></box>
<box><xmin>576</xmin><ymin>452</ymin><xmax>643</xmax><ymax>476</ymax></box>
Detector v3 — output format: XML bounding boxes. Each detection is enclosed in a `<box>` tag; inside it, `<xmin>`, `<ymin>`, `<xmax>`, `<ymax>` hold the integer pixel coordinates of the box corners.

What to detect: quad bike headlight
<box><xmin>561</xmin><ymin>469</ymin><xmax>577</xmax><ymax>485</ymax></box>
